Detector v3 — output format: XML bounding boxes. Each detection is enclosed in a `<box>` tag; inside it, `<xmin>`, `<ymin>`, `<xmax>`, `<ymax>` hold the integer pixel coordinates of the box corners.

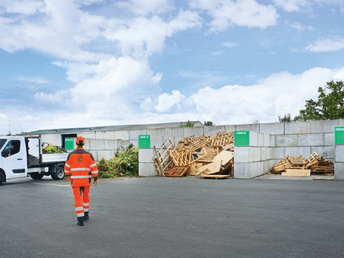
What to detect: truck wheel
<box><xmin>0</xmin><ymin>172</ymin><xmax>4</xmax><ymax>185</ymax></box>
<box><xmin>30</xmin><ymin>173</ymin><xmax>44</xmax><ymax>180</ymax></box>
<box><xmin>51</xmin><ymin>166</ymin><xmax>65</xmax><ymax>180</ymax></box>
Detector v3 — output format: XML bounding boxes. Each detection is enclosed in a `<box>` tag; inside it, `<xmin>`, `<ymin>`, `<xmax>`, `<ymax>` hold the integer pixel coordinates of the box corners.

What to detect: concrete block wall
<box><xmin>234</xmin><ymin>132</ymin><xmax>274</xmax><ymax>179</ymax></box>
<box><xmin>37</xmin><ymin>119</ymin><xmax>344</xmax><ymax>178</ymax></box>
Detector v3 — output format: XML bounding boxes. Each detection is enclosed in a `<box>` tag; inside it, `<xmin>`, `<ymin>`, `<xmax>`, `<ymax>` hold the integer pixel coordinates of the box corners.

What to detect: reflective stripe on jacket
<box><xmin>64</xmin><ymin>148</ymin><xmax>99</xmax><ymax>186</ymax></box>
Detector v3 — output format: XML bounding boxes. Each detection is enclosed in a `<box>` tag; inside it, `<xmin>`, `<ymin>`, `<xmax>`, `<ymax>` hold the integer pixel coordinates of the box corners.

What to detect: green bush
<box><xmin>98</xmin><ymin>144</ymin><xmax>139</xmax><ymax>178</ymax></box>
<box><xmin>43</xmin><ymin>145</ymin><xmax>65</xmax><ymax>154</ymax></box>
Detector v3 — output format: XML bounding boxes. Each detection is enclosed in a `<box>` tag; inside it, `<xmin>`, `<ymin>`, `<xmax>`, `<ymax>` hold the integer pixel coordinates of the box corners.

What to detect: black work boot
<box><xmin>84</xmin><ymin>212</ymin><xmax>89</xmax><ymax>221</ymax></box>
<box><xmin>77</xmin><ymin>216</ymin><xmax>84</xmax><ymax>226</ymax></box>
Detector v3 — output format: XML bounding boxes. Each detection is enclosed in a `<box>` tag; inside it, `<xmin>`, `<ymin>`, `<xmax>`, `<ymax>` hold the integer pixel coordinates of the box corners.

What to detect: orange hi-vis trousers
<box><xmin>73</xmin><ymin>186</ymin><xmax>90</xmax><ymax>217</ymax></box>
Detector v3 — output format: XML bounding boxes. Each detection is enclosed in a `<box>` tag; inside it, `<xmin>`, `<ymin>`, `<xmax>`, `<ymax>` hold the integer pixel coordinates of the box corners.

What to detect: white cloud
<box><xmin>116</xmin><ymin>0</ymin><xmax>174</xmax><ymax>15</ymax></box>
<box><xmin>4</xmin><ymin>0</ymin><xmax>44</xmax><ymax>15</ymax></box>
<box><xmin>189</xmin><ymin>0</ymin><xmax>278</xmax><ymax>31</ymax></box>
<box><xmin>222</xmin><ymin>42</ymin><xmax>238</xmax><ymax>48</ymax></box>
<box><xmin>154</xmin><ymin>90</ymin><xmax>185</xmax><ymax>112</ymax></box>
<box><xmin>290</xmin><ymin>22</ymin><xmax>314</xmax><ymax>31</ymax></box>
<box><xmin>273</xmin><ymin>0</ymin><xmax>308</xmax><ymax>12</ymax></box>
<box><xmin>183</xmin><ymin>67</ymin><xmax>344</xmax><ymax>124</ymax></box>
<box><xmin>16</xmin><ymin>77</ymin><xmax>49</xmax><ymax>84</ymax></box>
<box><xmin>305</xmin><ymin>38</ymin><xmax>344</xmax><ymax>52</ymax></box>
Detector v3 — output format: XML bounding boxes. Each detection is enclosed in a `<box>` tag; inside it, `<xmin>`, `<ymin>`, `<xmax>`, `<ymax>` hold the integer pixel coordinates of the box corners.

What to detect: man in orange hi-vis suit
<box><xmin>64</xmin><ymin>136</ymin><xmax>98</xmax><ymax>226</ymax></box>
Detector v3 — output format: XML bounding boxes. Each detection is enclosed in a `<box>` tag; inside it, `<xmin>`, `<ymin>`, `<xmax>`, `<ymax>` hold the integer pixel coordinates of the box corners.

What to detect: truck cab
<box><xmin>0</xmin><ymin>137</ymin><xmax>27</xmax><ymax>181</ymax></box>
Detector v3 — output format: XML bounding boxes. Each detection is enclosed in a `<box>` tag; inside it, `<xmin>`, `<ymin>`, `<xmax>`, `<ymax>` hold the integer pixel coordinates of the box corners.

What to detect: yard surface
<box><xmin>1</xmin><ymin>176</ymin><xmax>343</xmax><ymax>258</ymax></box>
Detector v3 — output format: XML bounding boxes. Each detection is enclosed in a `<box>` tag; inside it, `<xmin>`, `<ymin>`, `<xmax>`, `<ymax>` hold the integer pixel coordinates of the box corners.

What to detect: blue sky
<box><xmin>1</xmin><ymin>0</ymin><xmax>344</xmax><ymax>135</ymax></box>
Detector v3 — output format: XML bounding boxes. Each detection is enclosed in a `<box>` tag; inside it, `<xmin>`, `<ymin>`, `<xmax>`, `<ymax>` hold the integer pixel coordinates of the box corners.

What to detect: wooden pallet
<box><xmin>286</xmin><ymin>155</ymin><xmax>306</xmax><ymax>165</ymax></box>
<box><xmin>165</xmin><ymin>166</ymin><xmax>189</xmax><ymax>177</ymax></box>
<box><xmin>152</xmin><ymin>138</ymin><xmax>175</xmax><ymax>177</ymax></box>
<box><xmin>168</xmin><ymin>147</ymin><xmax>195</xmax><ymax>166</ymax></box>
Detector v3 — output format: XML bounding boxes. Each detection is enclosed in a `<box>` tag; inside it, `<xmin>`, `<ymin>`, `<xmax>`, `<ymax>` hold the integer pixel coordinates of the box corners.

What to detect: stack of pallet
<box><xmin>270</xmin><ymin>152</ymin><xmax>334</xmax><ymax>176</ymax></box>
<box><xmin>152</xmin><ymin>132</ymin><xmax>234</xmax><ymax>178</ymax></box>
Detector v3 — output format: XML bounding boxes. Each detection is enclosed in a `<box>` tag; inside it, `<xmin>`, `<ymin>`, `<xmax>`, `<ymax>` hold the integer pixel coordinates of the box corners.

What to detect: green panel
<box><xmin>234</xmin><ymin>130</ymin><xmax>250</xmax><ymax>146</ymax></box>
<box><xmin>335</xmin><ymin>127</ymin><xmax>344</xmax><ymax>144</ymax></box>
<box><xmin>138</xmin><ymin>135</ymin><xmax>150</xmax><ymax>149</ymax></box>
<box><xmin>65</xmin><ymin>138</ymin><xmax>75</xmax><ymax>150</ymax></box>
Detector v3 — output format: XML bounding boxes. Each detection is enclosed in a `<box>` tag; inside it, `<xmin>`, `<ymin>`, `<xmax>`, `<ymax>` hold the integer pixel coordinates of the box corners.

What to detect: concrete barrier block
<box><xmin>260</xmin><ymin>122</ymin><xmax>285</xmax><ymax>135</ymax></box>
<box><xmin>310</xmin><ymin>120</ymin><xmax>339</xmax><ymax>133</ymax></box>
<box><xmin>204</xmin><ymin>126</ymin><xmax>226</xmax><ymax>136</ymax></box>
<box><xmin>269</xmin><ymin>135</ymin><xmax>275</xmax><ymax>147</ymax></box>
<box><xmin>139</xmin><ymin>149</ymin><xmax>155</xmax><ymax>163</ymax></box>
<box><xmin>234</xmin><ymin>162</ymin><xmax>250</xmax><ymax>178</ymax></box>
<box><xmin>89</xmin><ymin>139</ymin><xmax>105</xmax><ymax>150</ymax></box>
<box><xmin>267</xmin><ymin>147</ymin><xmax>274</xmax><ymax>160</ymax></box>
<box><xmin>264</xmin><ymin>161</ymin><xmax>270</xmax><ymax>174</ymax></box>
<box><xmin>82</xmin><ymin>132</ymin><xmax>96</xmax><ymax>139</ymax></box>
<box><xmin>90</xmin><ymin>151</ymin><xmax>98</xmax><ymax>161</ymax></box>
<box><xmin>338</xmin><ymin>119</ymin><xmax>344</xmax><ymax>127</ymax></box>
<box><xmin>114</xmin><ymin>131</ymin><xmax>130</xmax><ymax>140</ymax></box>
<box><xmin>129</xmin><ymin>130</ymin><xmax>147</xmax><ymax>141</ymax></box>
<box><xmin>146</xmin><ymin>129</ymin><xmax>165</xmax><ymax>138</ymax></box>
<box><xmin>276</xmin><ymin>135</ymin><xmax>298</xmax><ymax>147</ymax></box>
<box><xmin>270</xmin><ymin>160</ymin><xmax>277</xmax><ymax>168</ymax></box>
<box><xmin>311</xmin><ymin>146</ymin><xmax>335</xmax><ymax>159</ymax></box>
<box><xmin>298</xmin><ymin>134</ymin><xmax>324</xmax><ymax>146</ymax></box>
<box><xmin>95</xmin><ymin>131</ymin><xmax>115</xmax><ymax>140</ymax></box>
<box><xmin>285</xmin><ymin>147</ymin><xmax>311</xmax><ymax>158</ymax></box>
<box><xmin>164</xmin><ymin>127</ymin><xmax>184</xmax><ymax>138</ymax></box>
<box><xmin>257</xmin><ymin>133</ymin><xmax>264</xmax><ymax>146</ymax></box>
<box><xmin>236</xmin><ymin>124</ymin><xmax>260</xmax><ymax>132</ymax></box>
<box><xmin>264</xmin><ymin>133</ymin><xmax>270</xmax><ymax>147</ymax></box>
<box><xmin>250</xmin><ymin>162</ymin><xmax>259</xmax><ymax>178</ymax></box>
<box><xmin>97</xmin><ymin>150</ymin><xmax>116</xmax><ymax>161</ymax></box>
<box><xmin>253</xmin><ymin>147</ymin><xmax>261</xmax><ymax>162</ymax></box>
<box><xmin>139</xmin><ymin>162</ymin><xmax>158</xmax><ymax>177</ymax></box>
<box><xmin>250</xmin><ymin>131</ymin><xmax>258</xmax><ymax>146</ymax></box>
<box><xmin>104</xmin><ymin>140</ymin><xmax>118</xmax><ymax>150</ymax></box>
<box><xmin>335</xmin><ymin>145</ymin><xmax>344</xmax><ymax>162</ymax></box>
<box><xmin>334</xmin><ymin>163</ymin><xmax>344</xmax><ymax>180</ymax></box>
<box><xmin>285</xmin><ymin>121</ymin><xmax>310</xmax><ymax>134</ymax></box>
<box><xmin>150</xmin><ymin>136</ymin><xmax>164</xmax><ymax>149</ymax></box>
<box><xmin>225</xmin><ymin>125</ymin><xmax>237</xmax><ymax>133</ymax></box>
<box><xmin>234</xmin><ymin>147</ymin><xmax>251</xmax><ymax>162</ymax></box>
<box><xmin>325</xmin><ymin>133</ymin><xmax>334</xmax><ymax>146</ymax></box>
<box><xmin>183</xmin><ymin>127</ymin><xmax>204</xmax><ymax>138</ymax></box>
<box><xmin>274</xmin><ymin>147</ymin><xmax>285</xmax><ymax>160</ymax></box>
<box><xmin>260</xmin><ymin>147</ymin><xmax>267</xmax><ymax>161</ymax></box>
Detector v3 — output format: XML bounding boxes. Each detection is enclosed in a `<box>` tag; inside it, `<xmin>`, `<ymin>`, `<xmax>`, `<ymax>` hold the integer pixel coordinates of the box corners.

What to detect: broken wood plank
<box><xmin>281</xmin><ymin>169</ymin><xmax>311</xmax><ymax>177</ymax></box>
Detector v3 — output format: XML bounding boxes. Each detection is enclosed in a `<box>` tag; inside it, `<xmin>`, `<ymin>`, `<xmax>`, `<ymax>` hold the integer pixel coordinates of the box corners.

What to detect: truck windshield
<box><xmin>0</xmin><ymin>139</ymin><xmax>6</xmax><ymax>150</ymax></box>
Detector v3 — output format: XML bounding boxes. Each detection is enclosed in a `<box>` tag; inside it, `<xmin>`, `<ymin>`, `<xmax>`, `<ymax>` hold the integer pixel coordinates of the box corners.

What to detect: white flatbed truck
<box><xmin>0</xmin><ymin>136</ymin><xmax>69</xmax><ymax>185</ymax></box>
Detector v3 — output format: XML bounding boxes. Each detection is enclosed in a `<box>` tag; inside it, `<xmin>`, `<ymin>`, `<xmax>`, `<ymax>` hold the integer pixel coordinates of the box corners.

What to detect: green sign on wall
<box><xmin>65</xmin><ymin>138</ymin><xmax>75</xmax><ymax>150</ymax></box>
<box><xmin>234</xmin><ymin>130</ymin><xmax>250</xmax><ymax>146</ymax></box>
<box><xmin>335</xmin><ymin>127</ymin><xmax>344</xmax><ymax>144</ymax></box>
<box><xmin>138</xmin><ymin>135</ymin><xmax>150</xmax><ymax>149</ymax></box>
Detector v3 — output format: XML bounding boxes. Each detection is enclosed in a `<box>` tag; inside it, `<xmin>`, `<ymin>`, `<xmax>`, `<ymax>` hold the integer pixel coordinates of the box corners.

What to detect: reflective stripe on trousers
<box><xmin>72</xmin><ymin>186</ymin><xmax>91</xmax><ymax>217</ymax></box>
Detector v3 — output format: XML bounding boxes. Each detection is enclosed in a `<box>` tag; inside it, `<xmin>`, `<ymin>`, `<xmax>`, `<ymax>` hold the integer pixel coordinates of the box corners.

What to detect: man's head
<box><xmin>76</xmin><ymin>136</ymin><xmax>85</xmax><ymax>147</ymax></box>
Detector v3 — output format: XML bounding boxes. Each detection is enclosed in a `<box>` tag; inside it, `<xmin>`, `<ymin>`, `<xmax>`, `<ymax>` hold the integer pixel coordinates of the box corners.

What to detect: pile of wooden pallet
<box><xmin>153</xmin><ymin>132</ymin><xmax>234</xmax><ymax>179</ymax></box>
<box><xmin>270</xmin><ymin>152</ymin><xmax>334</xmax><ymax>176</ymax></box>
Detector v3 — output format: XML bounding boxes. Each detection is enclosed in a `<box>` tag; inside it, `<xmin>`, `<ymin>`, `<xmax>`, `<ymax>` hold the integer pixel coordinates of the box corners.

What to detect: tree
<box><xmin>204</xmin><ymin>121</ymin><xmax>214</xmax><ymax>126</ymax></box>
<box><xmin>179</xmin><ymin>120</ymin><xmax>194</xmax><ymax>128</ymax></box>
<box><xmin>294</xmin><ymin>80</ymin><xmax>344</xmax><ymax>121</ymax></box>
<box><xmin>278</xmin><ymin>114</ymin><xmax>292</xmax><ymax>122</ymax></box>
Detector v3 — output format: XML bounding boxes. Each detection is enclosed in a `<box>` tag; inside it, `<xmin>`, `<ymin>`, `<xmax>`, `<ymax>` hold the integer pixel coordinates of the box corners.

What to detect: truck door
<box><xmin>0</xmin><ymin>139</ymin><xmax>27</xmax><ymax>179</ymax></box>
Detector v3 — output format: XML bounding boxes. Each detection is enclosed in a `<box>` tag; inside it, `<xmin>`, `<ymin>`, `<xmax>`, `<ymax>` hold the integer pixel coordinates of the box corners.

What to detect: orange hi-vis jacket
<box><xmin>64</xmin><ymin>148</ymin><xmax>98</xmax><ymax>187</ymax></box>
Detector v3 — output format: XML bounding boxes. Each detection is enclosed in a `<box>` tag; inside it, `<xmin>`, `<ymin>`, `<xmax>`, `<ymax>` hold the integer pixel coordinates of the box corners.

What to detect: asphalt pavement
<box><xmin>1</xmin><ymin>176</ymin><xmax>344</xmax><ymax>258</ymax></box>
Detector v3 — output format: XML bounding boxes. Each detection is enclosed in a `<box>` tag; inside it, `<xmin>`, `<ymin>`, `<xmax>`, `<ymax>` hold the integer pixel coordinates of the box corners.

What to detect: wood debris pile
<box><xmin>153</xmin><ymin>132</ymin><xmax>234</xmax><ymax>179</ymax></box>
<box><xmin>270</xmin><ymin>152</ymin><xmax>334</xmax><ymax>176</ymax></box>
